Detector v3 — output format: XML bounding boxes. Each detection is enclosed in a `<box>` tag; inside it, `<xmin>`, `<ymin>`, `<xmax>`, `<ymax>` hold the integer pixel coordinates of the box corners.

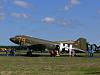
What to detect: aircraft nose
<box><xmin>10</xmin><ymin>37</ymin><xmax>15</xmax><ymax>42</ymax></box>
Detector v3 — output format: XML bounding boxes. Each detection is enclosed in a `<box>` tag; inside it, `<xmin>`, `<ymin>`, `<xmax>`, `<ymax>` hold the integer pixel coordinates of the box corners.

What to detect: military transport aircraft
<box><xmin>10</xmin><ymin>35</ymin><xmax>88</xmax><ymax>56</ymax></box>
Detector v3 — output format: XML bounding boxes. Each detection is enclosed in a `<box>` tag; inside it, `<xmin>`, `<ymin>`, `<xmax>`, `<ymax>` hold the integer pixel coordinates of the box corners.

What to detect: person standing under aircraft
<box><xmin>88</xmin><ymin>45</ymin><xmax>95</xmax><ymax>57</ymax></box>
<box><xmin>10</xmin><ymin>48</ymin><xmax>16</xmax><ymax>56</ymax></box>
<box><xmin>5</xmin><ymin>48</ymin><xmax>9</xmax><ymax>56</ymax></box>
<box><xmin>13</xmin><ymin>48</ymin><xmax>16</xmax><ymax>56</ymax></box>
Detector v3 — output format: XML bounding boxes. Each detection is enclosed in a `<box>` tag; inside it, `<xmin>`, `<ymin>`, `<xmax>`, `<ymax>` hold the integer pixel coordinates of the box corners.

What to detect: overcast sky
<box><xmin>0</xmin><ymin>0</ymin><xmax>100</xmax><ymax>45</ymax></box>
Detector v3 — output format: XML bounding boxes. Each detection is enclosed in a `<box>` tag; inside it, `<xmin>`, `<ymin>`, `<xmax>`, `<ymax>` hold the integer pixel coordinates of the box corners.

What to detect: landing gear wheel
<box><xmin>49</xmin><ymin>50</ymin><xmax>57</xmax><ymax>57</ymax></box>
<box><xmin>26</xmin><ymin>51</ymin><xmax>32</xmax><ymax>56</ymax></box>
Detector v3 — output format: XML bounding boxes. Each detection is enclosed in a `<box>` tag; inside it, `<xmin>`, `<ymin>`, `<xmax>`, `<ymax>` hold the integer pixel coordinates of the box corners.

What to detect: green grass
<box><xmin>0</xmin><ymin>52</ymin><xmax>99</xmax><ymax>75</ymax></box>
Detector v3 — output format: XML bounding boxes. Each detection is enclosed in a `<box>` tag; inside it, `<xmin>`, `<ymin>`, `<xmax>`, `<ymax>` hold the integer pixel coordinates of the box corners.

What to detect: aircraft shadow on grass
<box><xmin>85</xmin><ymin>72</ymin><xmax>100</xmax><ymax>75</ymax></box>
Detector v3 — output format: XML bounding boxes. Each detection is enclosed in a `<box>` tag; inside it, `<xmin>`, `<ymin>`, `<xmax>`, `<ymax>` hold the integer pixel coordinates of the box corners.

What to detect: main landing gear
<box><xmin>26</xmin><ymin>50</ymin><xmax>32</xmax><ymax>56</ymax></box>
<box><xmin>49</xmin><ymin>50</ymin><xmax>60</xmax><ymax>57</ymax></box>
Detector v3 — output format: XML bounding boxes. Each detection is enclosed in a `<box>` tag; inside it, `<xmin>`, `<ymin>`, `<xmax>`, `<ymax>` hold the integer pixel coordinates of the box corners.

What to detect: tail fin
<box><xmin>73</xmin><ymin>38</ymin><xmax>88</xmax><ymax>50</ymax></box>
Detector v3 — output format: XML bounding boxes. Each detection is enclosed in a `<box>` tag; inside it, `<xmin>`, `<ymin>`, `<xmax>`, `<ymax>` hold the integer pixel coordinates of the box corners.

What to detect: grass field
<box><xmin>0</xmin><ymin>52</ymin><xmax>100</xmax><ymax>75</ymax></box>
